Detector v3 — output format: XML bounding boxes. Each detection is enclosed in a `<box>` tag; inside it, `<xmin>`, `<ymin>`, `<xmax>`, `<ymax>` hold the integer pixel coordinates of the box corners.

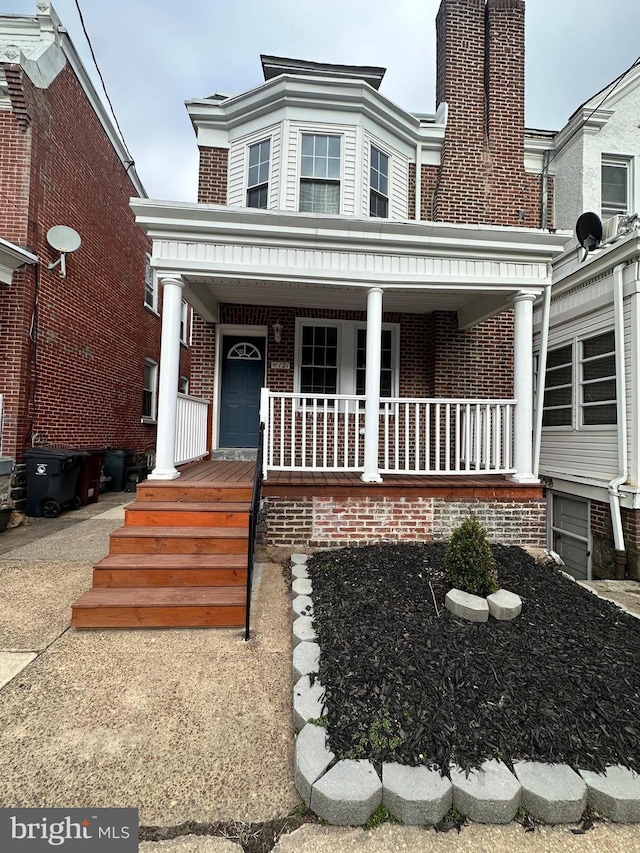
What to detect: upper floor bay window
<box><xmin>601</xmin><ymin>156</ymin><xmax>630</xmax><ymax>219</ymax></box>
<box><xmin>300</xmin><ymin>134</ymin><xmax>341</xmax><ymax>214</ymax></box>
<box><xmin>370</xmin><ymin>146</ymin><xmax>389</xmax><ymax>218</ymax></box>
<box><xmin>247</xmin><ymin>139</ymin><xmax>270</xmax><ymax>208</ymax></box>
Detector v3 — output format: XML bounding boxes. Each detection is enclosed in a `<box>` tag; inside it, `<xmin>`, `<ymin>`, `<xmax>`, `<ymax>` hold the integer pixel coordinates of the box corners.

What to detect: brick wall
<box><xmin>0</xmin><ymin>60</ymin><xmax>189</xmax><ymax>460</ymax></box>
<box><xmin>261</xmin><ymin>494</ymin><xmax>545</xmax><ymax>548</ymax></box>
<box><xmin>198</xmin><ymin>147</ymin><xmax>229</xmax><ymax>204</ymax></box>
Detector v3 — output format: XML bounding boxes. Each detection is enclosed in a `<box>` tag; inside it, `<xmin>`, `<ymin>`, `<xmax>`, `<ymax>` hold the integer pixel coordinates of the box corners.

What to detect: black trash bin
<box><xmin>103</xmin><ymin>448</ymin><xmax>134</xmax><ymax>491</ymax></box>
<box><xmin>24</xmin><ymin>448</ymin><xmax>87</xmax><ymax>518</ymax></box>
<box><xmin>76</xmin><ymin>448</ymin><xmax>105</xmax><ymax>506</ymax></box>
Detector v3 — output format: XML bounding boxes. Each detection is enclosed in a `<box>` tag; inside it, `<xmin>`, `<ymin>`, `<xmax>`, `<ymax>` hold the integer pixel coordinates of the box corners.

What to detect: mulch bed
<box><xmin>307</xmin><ymin>543</ymin><xmax>640</xmax><ymax>777</ymax></box>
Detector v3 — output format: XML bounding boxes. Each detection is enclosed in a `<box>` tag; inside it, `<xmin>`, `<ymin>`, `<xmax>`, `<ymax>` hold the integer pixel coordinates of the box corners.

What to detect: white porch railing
<box><xmin>175</xmin><ymin>393</ymin><xmax>209</xmax><ymax>466</ymax></box>
<box><xmin>261</xmin><ymin>390</ymin><xmax>515</xmax><ymax>477</ymax></box>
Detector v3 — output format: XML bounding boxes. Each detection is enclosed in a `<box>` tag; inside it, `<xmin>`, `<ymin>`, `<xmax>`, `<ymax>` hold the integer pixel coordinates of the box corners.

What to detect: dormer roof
<box><xmin>260</xmin><ymin>55</ymin><xmax>386</xmax><ymax>90</ymax></box>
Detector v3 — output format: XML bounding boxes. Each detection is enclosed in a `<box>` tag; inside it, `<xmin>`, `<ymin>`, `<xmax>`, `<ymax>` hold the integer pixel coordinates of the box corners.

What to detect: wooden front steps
<box><xmin>71</xmin><ymin>461</ymin><xmax>255</xmax><ymax>629</ymax></box>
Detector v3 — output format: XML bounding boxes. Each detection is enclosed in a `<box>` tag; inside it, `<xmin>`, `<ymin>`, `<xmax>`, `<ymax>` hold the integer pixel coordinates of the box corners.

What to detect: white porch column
<box><xmin>362</xmin><ymin>287</ymin><xmax>384</xmax><ymax>483</ymax></box>
<box><xmin>509</xmin><ymin>291</ymin><xmax>538</xmax><ymax>484</ymax></box>
<box><xmin>149</xmin><ymin>275</ymin><xmax>185</xmax><ymax>480</ymax></box>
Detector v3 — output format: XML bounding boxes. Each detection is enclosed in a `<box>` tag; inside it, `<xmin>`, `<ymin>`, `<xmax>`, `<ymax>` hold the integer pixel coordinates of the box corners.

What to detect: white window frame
<box><xmin>369</xmin><ymin>144</ymin><xmax>390</xmax><ymax>218</ymax></box>
<box><xmin>178</xmin><ymin>375</ymin><xmax>189</xmax><ymax>395</ymax></box>
<box><xmin>294</xmin><ymin>317</ymin><xmax>399</xmax><ymax>402</ymax></box>
<box><xmin>180</xmin><ymin>300</ymin><xmax>190</xmax><ymax>346</ymax></box>
<box><xmin>542</xmin><ymin>329</ymin><xmax>616</xmax><ymax>431</ymax></box>
<box><xmin>246</xmin><ymin>138</ymin><xmax>271</xmax><ymax>209</ymax></box>
<box><xmin>579</xmin><ymin>330</ymin><xmax>617</xmax><ymax>428</ymax></box>
<box><xmin>298</xmin><ymin>132</ymin><xmax>342</xmax><ymax>215</ymax></box>
<box><xmin>601</xmin><ymin>155</ymin><xmax>632</xmax><ymax>220</ymax></box>
<box><xmin>144</xmin><ymin>254</ymin><xmax>158</xmax><ymax>314</ymax></box>
<box><xmin>142</xmin><ymin>359</ymin><xmax>158</xmax><ymax>423</ymax></box>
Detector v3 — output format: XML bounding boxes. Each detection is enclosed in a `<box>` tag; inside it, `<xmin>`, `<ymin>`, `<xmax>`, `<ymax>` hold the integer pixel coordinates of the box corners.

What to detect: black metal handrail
<box><xmin>245</xmin><ymin>421</ymin><xmax>265</xmax><ymax>641</ymax></box>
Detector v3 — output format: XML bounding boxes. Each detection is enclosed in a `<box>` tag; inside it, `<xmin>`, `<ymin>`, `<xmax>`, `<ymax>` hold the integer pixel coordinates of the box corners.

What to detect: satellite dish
<box><xmin>46</xmin><ymin>225</ymin><xmax>81</xmax><ymax>278</ymax></box>
<box><xmin>575</xmin><ymin>212</ymin><xmax>602</xmax><ymax>262</ymax></box>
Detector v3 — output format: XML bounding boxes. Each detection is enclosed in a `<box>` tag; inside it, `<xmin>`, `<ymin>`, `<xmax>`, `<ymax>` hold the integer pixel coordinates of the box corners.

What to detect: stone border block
<box><xmin>293</xmin><ymin>641</ymin><xmax>320</xmax><ymax>682</ymax></box>
<box><xmin>293</xmin><ymin>675</ymin><xmax>325</xmax><ymax>730</ymax></box>
<box><xmin>291</xmin><ymin>553</ymin><xmax>309</xmax><ymax>565</ymax></box>
<box><xmin>293</xmin><ymin>594</ymin><xmax>314</xmax><ymax>618</ymax></box>
<box><xmin>382</xmin><ymin>762</ymin><xmax>452</xmax><ymax>825</ymax></box>
<box><xmin>445</xmin><ymin>589</ymin><xmax>489</xmax><ymax>622</ymax></box>
<box><xmin>292</xmin><ymin>577</ymin><xmax>312</xmax><ymax>597</ymax></box>
<box><xmin>292</xmin><ymin>615</ymin><xmax>316</xmax><ymax>647</ymax></box>
<box><xmin>292</xmin><ymin>564</ymin><xmax>309</xmax><ymax>579</ymax></box>
<box><xmin>579</xmin><ymin>766</ymin><xmax>640</xmax><ymax>823</ymax></box>
<box><xmin>310</xmin><ymin>759</ymin><xmax>382</xmax><ymax>826</ymax></box>
<box><xmin>514</xmin><ymin>761</ymin><xmax>586</xmax><ymax>824</ymax></box>
<box><xmin>487</xmin><ymin>589</ymin><xmax>522</xmax><ymax>620</ymax></box>
<box><xmin>295</xmin><ymin>723</ymin><xmax>335</xmax><ymax>806</ymax></box>
<box><xmin>451</xmin><ymin>760</ymin><xmax>521</xmax><ymax>824</ymax></box>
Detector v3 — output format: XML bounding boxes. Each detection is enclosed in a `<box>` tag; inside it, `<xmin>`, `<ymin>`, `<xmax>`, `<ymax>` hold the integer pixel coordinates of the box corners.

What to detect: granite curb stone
<box><xmin>292</xmin><ymin>577</ymin><xmax>312</xmax><ymax>597</ymax></box>
<box><xmin>487</xmin><ymin>589</ymin><xmax>523</xmax><ymax>621</ymax></box>
<box><xmin>291</xmin><ymin>553</ymin><xmax>309</xmax><ymax>565</ymax></box>
<box><xmin>293</xmin><ymin>641</ymin><xmax>320</xmax><ymax>682</ymax></box>
<box><xmin>382</xmin><ymin>762</ymin><xmax>452</xmax><ymax>825</ymax></box>
<box><xmin>293</xmin><ymin>674</ymin><xmax>325</xmax><ymax>730</ymax></box>
<box><xmin>294</xmin><ymin>723</ymin><xmax>335</xmax><ymax>806</ymax></box>
<box><xmin>445</xmin><ymin>588</ymin><xmax>489</xmax><ymax>622</ymax></box>
<box><xmin>310</xmin><ymin>759</ymin><xmax>382</xmax><ymax>826</ymax></box>
<box><xmin>514</xmin><ymin>761</ymin><xmax>587</xmax><ymax>824</ymax></box>
<box><xmin>292</xmin><ymin>615</ymin><xmax>316</xmax><ymax>647</ymax></box>
<box><xmin>579</xmin><ymin>767</ymin><xmax>640</xmax><ymax>823</ymax></box>
<box><xmin>450</xmin><ymin>760</ymin><xmax>521</xmax><ymax>824</ymax></box>
<box><xmin>292</xmin><ymin>564</ymin><xmax>309</xmax><ymax>579</ymax></box>
<box><xmin>292</xmin><ymin>594</ymin><xmax>314</xmax><ymax>618</ymax></box>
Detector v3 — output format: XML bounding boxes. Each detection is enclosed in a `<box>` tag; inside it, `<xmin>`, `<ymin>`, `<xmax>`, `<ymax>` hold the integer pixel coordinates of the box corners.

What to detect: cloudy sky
<box><xmin>3</xmin><ymin>1</ymin><xmax>640</xmax><ymax>201</ymax></box>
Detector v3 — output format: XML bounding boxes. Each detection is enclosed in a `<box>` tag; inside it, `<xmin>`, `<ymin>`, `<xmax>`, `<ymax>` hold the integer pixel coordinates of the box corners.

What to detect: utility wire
<box><xmin>72</xmin><ymin>0</ymin><xmax>136</xmax><ymax>166</ymax></box>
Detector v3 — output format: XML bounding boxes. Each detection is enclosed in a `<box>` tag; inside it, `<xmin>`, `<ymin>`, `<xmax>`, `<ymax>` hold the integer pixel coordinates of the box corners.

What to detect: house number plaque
<box><xmin>271</xmin><ymin>361</ymin><xmax>290</xmax><ymax>370</ymax></box>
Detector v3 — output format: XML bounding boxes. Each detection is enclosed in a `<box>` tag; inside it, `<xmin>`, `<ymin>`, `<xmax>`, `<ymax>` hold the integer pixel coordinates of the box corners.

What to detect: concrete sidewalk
<box><xmin>0</xmin><ymin>500</ymin><xmax>639</xmax><ymax>852</ymax></box>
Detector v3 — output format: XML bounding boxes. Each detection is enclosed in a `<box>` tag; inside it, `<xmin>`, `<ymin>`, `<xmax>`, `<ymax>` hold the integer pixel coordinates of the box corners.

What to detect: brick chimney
<box><xmin>433</xmin><ymin>0</ymin><xmax>535</xmax><ymax>227</ymax></box>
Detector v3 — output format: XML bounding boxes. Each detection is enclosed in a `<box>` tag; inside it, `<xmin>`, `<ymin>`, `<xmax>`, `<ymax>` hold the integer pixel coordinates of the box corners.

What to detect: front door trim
<box><xmin>213</xmin><ymin>325</ymin><xmax>268</xmax><ymax>450</ymax></box>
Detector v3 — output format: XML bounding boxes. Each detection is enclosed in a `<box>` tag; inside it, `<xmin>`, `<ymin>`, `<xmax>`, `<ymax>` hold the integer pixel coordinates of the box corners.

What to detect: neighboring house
<box><xmin>0</xmin><ymin>2</ymin><xmax>191</xmax><ymax>512</ymax></box>
<box><xmin>535</xmin><ymin>62</ymin><xmax>640</xmax><ymax>581</ymax></box>
<box><xmin>131</xmin><ymin>0</ymin><xmax>569</xmax><ymax>550</ymax></box>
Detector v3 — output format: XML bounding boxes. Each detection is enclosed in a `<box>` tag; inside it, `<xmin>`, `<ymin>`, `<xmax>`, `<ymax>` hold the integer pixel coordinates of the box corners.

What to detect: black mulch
<box><xmin>307</xmin><ymin>543</ymin><xmax>640</xmax><ymax>777</ymax></box>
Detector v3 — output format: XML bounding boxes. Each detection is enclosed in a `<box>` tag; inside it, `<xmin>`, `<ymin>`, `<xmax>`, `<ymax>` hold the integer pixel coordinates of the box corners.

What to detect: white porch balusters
<box><xmin>509</xmin><ymin>291</ymin><xmax>538</xmax><ymax>484</ymax></box>
<box><xmin>362</xmin><ymin>287</ymin><xmax>384</xmax><ymax>483</ymax></box>
<box><xmin>149</xmin><ymin>275</ymin><xmax>185</xmax><ymax>480</ymax></box>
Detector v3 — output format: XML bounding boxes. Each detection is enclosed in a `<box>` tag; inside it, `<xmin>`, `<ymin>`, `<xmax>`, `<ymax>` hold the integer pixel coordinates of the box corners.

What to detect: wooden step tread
<box><xmin>111</xmin><ymin>526</ymin><xmax>248</xmax><ymax>539</ymax></box>
<box><xmin>127</xmin><ymin>501</ymin><xmax>251</xmax><ymax>513</ymax></box>
<box><xmin>95</xmin><ymin>554</ymin><xmax>247</xmax><ymax>569</ymax></box>
<box><xmin>73</xmin><ymin>586</ymin><xmax>245</xmax><ymax>607</ymax></box>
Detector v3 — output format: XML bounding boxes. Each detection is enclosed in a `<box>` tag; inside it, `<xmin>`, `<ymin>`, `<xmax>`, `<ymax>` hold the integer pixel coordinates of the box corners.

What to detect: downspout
<box><xmin>533</xmin><ymin>283</ymin><xmax>551</xmax><ymax>477</ymax></box>
<box><xmin>608</xmin><ymin>263</ymin><xmax>628</xmax><ymax>579</ymax></box>
<box><xmin>415</xmin><ymin>141</ymin><xmax>422</xmax><ymax>221</ymax></box>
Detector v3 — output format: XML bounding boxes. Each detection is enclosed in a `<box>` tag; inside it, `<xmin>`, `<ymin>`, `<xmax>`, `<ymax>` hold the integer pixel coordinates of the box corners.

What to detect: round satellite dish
<box><xmin>575</xmin><ymin>212</ymin><xmax>602</xmax><ymax>253</ymax></box>
<box><xmin>46</xmin><ymin>225</ymin><xmax>81</xmax><ymax>253</ymax></box>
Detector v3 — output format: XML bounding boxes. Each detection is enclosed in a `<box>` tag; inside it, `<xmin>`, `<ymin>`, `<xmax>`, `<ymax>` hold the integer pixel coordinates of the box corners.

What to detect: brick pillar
<box><xmin>197</xmin><ymin>147</ymin><xmax>229</xmax><ymax>204</ymax></box>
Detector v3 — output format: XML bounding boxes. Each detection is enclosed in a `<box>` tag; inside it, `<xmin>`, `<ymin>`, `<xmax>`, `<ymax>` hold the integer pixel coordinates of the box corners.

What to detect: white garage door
<box><xmin>550</xmin><ymin>493</ymin><xmax>590</xmax><ymax>581</ymax></box>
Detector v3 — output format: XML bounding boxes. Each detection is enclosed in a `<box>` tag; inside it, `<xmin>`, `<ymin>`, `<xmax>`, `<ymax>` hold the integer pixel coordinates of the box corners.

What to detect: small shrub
<box><xmin>445</xmin><ymin>516</ymin><xmax>499</xmax><ymax>597</ymax></box>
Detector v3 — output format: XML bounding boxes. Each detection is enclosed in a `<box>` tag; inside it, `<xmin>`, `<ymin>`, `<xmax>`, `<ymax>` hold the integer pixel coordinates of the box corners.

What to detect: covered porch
<box><xmin>131</xmin><ymin>201</ymin><xmax>569</xmax><ymax>486</ymax></box>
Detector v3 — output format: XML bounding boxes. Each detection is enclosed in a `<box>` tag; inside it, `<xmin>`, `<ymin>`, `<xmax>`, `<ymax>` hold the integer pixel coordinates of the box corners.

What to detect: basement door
<box><xmin>550</xmin><ymin>493</ymin><xmax>590</xmax><ymax>581</ymax></box>
<box><xmin>219</xmin><ymin>336</ymin><xmax>265</xmax><ymax>448</ymax></box>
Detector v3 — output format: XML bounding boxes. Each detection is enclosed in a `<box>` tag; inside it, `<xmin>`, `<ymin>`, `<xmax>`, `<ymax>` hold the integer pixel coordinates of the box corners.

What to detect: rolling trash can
<box><xmin>24</xmin><ymin>448</ymin><xmax>87</xmax><ymax>518</ymax></box>
<box><xmin>76</xmin><ymin>448</ymin><xmax>105</xmax><ymax>506</ymax></box>
<box><xmin>103</xmin><ymin>448</ymin><xmax>134</xmax><ymax>491</ymax></box>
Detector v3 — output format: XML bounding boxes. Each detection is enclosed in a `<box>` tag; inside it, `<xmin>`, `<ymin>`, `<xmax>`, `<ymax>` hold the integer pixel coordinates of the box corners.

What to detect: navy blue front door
<box><xmin>219</xmin><ymin>336</ymin><xmax>265</xmax><ymax>447</ymax></box>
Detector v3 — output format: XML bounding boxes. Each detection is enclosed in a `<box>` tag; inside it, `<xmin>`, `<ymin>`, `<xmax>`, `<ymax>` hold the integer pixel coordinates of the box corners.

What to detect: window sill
<box><xmin>141</xmin><ymin>417</ymin><xmax>157</xmax><ymax>425</ymax></box>
<box><xmin>144</xmin><ymin>304</ymin><xmax>160</xmax><ymax>317</ymax></box>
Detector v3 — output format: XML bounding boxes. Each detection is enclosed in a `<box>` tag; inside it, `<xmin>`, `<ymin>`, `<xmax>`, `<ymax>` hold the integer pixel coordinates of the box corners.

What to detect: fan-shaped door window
<box><xmin>227</xmin><ymin>342</ymin><xmax>262</xmax><ymax>361</ymax></box>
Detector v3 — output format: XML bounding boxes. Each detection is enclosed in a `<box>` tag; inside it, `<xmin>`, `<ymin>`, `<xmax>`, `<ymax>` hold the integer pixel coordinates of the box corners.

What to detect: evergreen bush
<box><xmin>445</xmin><ymin>515</ymin><xmax>499</xmax><ymax>597</ymax></box>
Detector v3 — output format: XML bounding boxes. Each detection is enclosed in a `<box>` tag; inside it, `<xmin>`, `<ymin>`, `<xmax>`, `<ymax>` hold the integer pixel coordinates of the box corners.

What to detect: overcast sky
<box><xmin>3</xmin><ymin>1</ymin><xmax>640</xmax><ymax>201</ymax></box>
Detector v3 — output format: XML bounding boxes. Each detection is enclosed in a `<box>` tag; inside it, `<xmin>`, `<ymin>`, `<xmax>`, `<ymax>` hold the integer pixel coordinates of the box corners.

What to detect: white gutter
<box><xmin>608</xmin><ymin>262</ymin><xmax>629</xmax><ymax>579</ymax></box>
<box><xmin>533</xmin><ymin>283</ymin><xmax>551</xmax><ymax>477</ymax></box>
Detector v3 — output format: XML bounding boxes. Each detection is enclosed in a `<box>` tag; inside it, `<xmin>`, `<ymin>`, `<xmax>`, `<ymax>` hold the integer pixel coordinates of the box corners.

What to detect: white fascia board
<box><xmin>0</xmin><ymin>237</ymin><xmax>38</xmax><ymax>284</ymax></box>
<box><xmin>132</xmin><ymin>199</ymin><xmax>569</xmax><ymax>264</ymax></box>
<box><xmin>552</xmin><ymin>107</ymin><xmax>613</xmax><ymax>155</ymax></box>
<box><xmin>552</xmin><ymin>233</ymin><xmax>640</xmax><ymax>294</ymax></box>
<box><xmin>524</xmin><ymin>131</ymin><xmax>556</xmax><ymax>174</ymax></box>
<box><xmin>187</xmin><ymin>75</ymin><xmax>441</xmax><ymax>152</ymax></box>
<box><xmin>581</xmin><ymin>63</ymin><xmax>640</xmax><ymax>114</ymax></box>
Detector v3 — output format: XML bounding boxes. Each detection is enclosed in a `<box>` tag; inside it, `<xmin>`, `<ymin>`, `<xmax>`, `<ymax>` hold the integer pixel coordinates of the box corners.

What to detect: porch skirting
<box><xmin>260</xmin><ymin>493</ymin><xmax>546</xmax><ymax>549</ymax></box>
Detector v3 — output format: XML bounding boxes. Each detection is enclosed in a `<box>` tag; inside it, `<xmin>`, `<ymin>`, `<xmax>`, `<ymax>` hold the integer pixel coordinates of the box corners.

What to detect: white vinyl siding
<box><xmin>228</xmin><ymin>123</ymin><xmax>281</xmax><ymax>208</ymax></box>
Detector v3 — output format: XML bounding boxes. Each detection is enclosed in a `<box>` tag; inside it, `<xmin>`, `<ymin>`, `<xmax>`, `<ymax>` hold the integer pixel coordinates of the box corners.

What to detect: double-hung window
<box><xmin>300</xmin><ymin>325</ymin><xmax>338</xmax><ymax>396</ymax></box>
<box><xmin>356</xmin><ymin>328</ymin><xmax>393</xmax><ymax>397</ymax></box>
<box><xmin>180</xmin><ymin>300</ymin><xmax>190</xmax><ymax>345</ymax></box>
<box><xmin>369</xmin><ymin>146</ymin><xmax>389</xmax><ymax>218</ymax></box>
<box><xmin>142</xmin><ymin>359</ymin><xmax>158</xmax><ymax>421</ymax></box>
<box><xmin>543</xmin><ymin>330</ymin><xmax>616</xmax><ymax>428</ymax></box>
<box><xmin>601</xmin><ymin>156</ymin><xmax>630</xmax><ymax>219</ymax></box>
<box><xmin>299</xmin><ymin>134</ymin><xmax>341</xmax><ymax>214</ymax></box>
<box><xmin>144</xmin><ymin>255</ymin><xmax>158</xmax><ymax>312</ymax></box>
<box><xmin>247</xmin><ymin>139</ymin><xmax>270</xmax><ymax>209</ymax></box>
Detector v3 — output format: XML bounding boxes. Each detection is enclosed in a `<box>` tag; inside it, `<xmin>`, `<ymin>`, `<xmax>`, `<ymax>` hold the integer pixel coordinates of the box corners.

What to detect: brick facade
<box><xmin>197</xmin><ymin>147</ymin><xmax>229</xmax><ymax>204</ymax></box>
<box><xmin>590</xmin><ymin>500</ymin><xmax>640</xmax><ymax>581</ymax></box>
<box><xmin>0</xmin><ymin>60</ymin><xmax>190</xmax><ymax>462</ymax></box>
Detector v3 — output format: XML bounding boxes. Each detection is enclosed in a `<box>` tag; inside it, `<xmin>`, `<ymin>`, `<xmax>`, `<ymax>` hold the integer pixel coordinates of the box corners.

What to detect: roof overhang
<box><xmin>131</xmin><ymin>199</ymin><xmax>572</xmax><ymax>329</ymax></box>
<box><xmin>0</xmin><ymin>237</ymin><xmax>38</xmax><ymax>284</ymax></box>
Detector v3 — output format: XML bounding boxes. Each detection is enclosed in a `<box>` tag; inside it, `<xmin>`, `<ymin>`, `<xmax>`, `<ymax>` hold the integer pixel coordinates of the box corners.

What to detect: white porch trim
<box><xmin>362</xmin><ymin>287</ymin><xmax>384</xmax><ymax>482</ymax></box>
<box><xmin>509</xmin><ymin>291</ymin><xmax>538</xmax><ymax>484</ymax></box>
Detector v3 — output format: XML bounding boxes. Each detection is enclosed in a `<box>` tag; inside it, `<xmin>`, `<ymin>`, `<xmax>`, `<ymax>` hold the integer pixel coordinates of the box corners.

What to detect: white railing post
<box><xmin>509</xmin><ymin>292</ymin><xmax>539</xmax><ymax>484</ymax></box>
<box><xmin>362</xmin><ymin>287</ymin><xmax>384</xmax><ymax>483</ymax></box>
<box><xmin>150</xmin><ymin>275</ymin><xmax>184</xmax><ymax>480</ymax></box>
